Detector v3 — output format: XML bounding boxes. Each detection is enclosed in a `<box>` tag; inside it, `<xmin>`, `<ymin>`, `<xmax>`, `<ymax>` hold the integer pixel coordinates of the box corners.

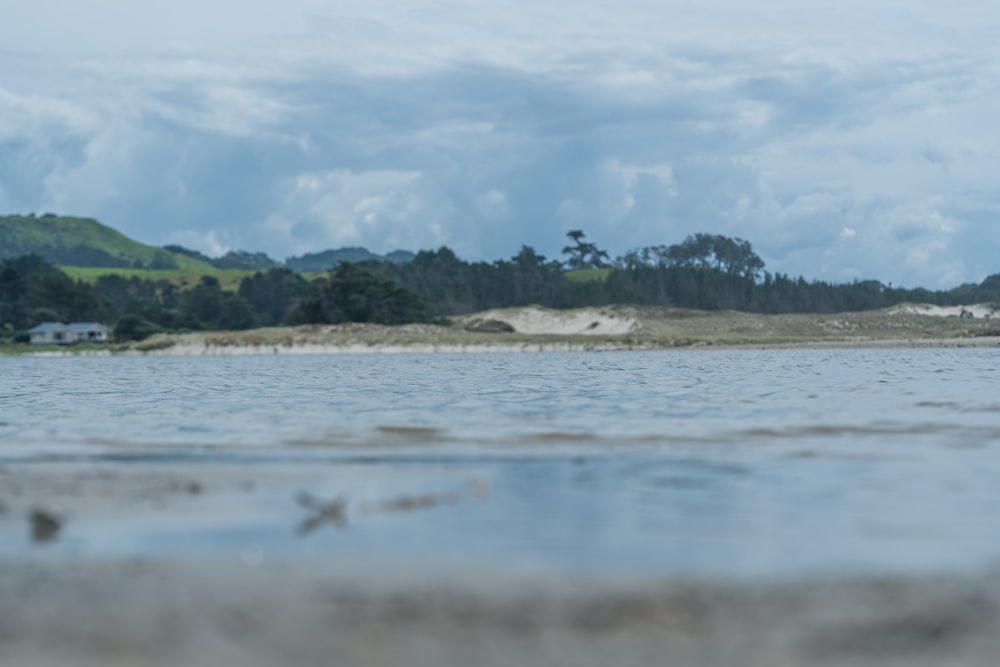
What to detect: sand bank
<box><xmin>893</xmin><ymin>303</ymin><xmax>1000</xmax><ymax>319</ymax></box>
<box><xmin>131</xmin><ymin>299</ymin><xmax>1000</xmax><ymax>355</ymax></box>
<box><xmin>5</xmin><ymin>303</ymin><xmax>1000</xmax><ymax>357</ymax></box>
<box><xmin>148</xmin><ymin>336</ymin><xmax>1000</xmax><ymax>356</ymax></box>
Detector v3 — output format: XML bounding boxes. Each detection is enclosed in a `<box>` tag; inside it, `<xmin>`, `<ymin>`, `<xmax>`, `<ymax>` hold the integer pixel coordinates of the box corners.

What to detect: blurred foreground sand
<box><xmin>3</xmin><ymin>462</ymin><xmax>1000</xmax><ymax>666</ymax></box>
<box><xmin>3</xmin><ymin>559</ymin><xmax>1000</xmax><ymax>667</ymax></box>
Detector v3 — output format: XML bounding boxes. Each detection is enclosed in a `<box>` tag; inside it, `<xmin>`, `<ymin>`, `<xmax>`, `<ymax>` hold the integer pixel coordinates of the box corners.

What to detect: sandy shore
<box><xmin>4</xmin><ymin>559</ymin><xmax>1000</xmax><ymax>667</ymax></box>
<box><xmin>149</xmin><ymin>335</ymin><xmax>1000</xmax><ymax>356</ymax></box>
<box><xmin>3</xmin><ymin>461</ymin><xmax>1000</xmax><ymax>666</ymax></box>
<box><xmin>7</xmin><ymin>302</ymin><xmax>992</xmax><ymax>356</ymax></box>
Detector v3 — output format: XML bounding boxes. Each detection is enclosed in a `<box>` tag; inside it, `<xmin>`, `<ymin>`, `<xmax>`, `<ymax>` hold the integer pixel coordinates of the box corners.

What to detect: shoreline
<box><xmin>4</xmin><ymin>303</ymin><xmax>999</xmax><ymax>357</ymax></box>
<box><xmin>6</xmin><ymin>333</ymin><xmax>1000</xmax><ymax>358</ymax></box>
<box><xmin>140</xmin><ymin>335</ymin><xmax>1000</xmax><ymax>355</ymax></box>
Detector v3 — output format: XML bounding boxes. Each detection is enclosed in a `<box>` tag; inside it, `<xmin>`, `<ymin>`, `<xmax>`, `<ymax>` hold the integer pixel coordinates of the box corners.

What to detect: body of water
<box><xmin>2</xmin><ymin>348</ymin><xmax>999</xmax><ymax>579</ymax></box>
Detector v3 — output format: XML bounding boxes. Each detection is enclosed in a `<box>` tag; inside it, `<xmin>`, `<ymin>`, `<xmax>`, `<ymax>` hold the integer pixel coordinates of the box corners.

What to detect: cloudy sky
<box><xmin>2</xmin><ymin>1</ymin><xmax>999</xmax><ymax>287</ymax></box>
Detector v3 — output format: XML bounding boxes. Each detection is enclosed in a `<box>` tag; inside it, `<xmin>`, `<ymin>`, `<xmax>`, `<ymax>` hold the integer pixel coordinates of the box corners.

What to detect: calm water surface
<box><xmin>2</xmin><ymin>348</ymin><xmax>999</xmax><ymax>578</ymax></box>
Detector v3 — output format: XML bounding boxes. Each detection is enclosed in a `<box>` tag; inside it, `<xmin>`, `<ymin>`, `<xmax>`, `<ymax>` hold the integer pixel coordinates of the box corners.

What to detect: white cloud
<box><xmin>256</xmin><ymin>168</ymin><xmax>432</xmax><ymax>255</ymax></box>
<box><xmin>167</xmin><ymin>229</ymin><xmax>231</xmax><ymax>256</ymax></box>
<box><xmin>476</xmin><ymin>189</ymin><xmax>509</xmax><ymax>220</ymax></box>
<box><xmin>2</xmin><ymin>1</ymin><xmax>1000</xmax><ymax>285</ymax></box>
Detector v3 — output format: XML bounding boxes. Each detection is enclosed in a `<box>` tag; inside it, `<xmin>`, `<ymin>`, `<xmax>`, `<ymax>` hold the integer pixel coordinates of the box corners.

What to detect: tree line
<box><xmin>363</xmin><ymin>232</ymin><xmax>999</xmax><ymax>316</ymax></box>
<box><xmin>2</xmin><ymin>231</ymin><xmax>999</xmax><ymax>343</ymax></box>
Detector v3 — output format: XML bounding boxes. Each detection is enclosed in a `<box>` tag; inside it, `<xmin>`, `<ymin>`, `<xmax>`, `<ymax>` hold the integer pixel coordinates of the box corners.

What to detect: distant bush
<box><xmin>114</xmin><ymin>314</ymin><xmax>164</xmax><ymax>342</ymax></box>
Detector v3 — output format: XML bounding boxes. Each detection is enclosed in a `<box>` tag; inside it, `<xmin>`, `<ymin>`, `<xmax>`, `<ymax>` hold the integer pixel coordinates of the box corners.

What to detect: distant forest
<box><xmin>2</xmin><ymin>230</ymin><xmax>999</xmax><ymax>342</ymax></box>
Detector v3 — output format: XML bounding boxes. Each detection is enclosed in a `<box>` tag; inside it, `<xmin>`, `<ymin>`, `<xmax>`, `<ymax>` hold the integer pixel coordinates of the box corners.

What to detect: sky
<box><xmin>2</xmin><ymin>1</ymin><xmax>999</xmax><ymax>288</ymax></box>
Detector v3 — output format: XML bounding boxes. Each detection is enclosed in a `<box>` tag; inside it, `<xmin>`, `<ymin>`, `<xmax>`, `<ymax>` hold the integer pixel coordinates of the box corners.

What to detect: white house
<box><xmin>28</xmin><ymin>322</ymin><xmax>111</xmax><ymax>344</ymax></box>
<box><xmin>67</xmin><ymin>322</ymin><xmax>111</xmax><ymax>343</ymax></box>
<box><xmin>27</xmin><ymin>322</ymin><xmax>74</xmax><ymax>344</ymax></box>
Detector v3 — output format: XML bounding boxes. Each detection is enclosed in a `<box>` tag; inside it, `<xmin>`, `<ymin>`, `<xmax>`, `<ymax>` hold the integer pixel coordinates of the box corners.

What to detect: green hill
<box><xmin>286</xmin><ymin>247</ymin><xmax>415</xmax><ymax>271</ymax></box>
<box><xmin>0</xmin><ymin>214</ymin><xmax>215</xmax><ymax>271</ymax></box>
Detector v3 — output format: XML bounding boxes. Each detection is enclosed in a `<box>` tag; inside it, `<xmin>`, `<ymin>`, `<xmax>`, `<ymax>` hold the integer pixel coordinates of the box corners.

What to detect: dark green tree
<box><xmin>1</xmin><ymin>255</ymin><xmax>107</xmax><ymax>330</ymax></box>
<box><xmin>179</xmin><ymin>276</ymin><xmax>254</xmax><ymax>330</ymax></box>
<box><xmin>238</xmin><ymin>267</ymin><xmax>308</xmax><ymax>326</ymax></box>
<box><xmin>114</xmin><ymin>314</ymin><xmax>164</xmax><ymax>342</ymax></box>
<box><xmin>180</xmin><ymin>276</ymin><xmax>224</xmax><ymax>328</ymax></box>
<box><xmin>288</xmin><ymin>263</ymin><xmax>429</xmax><ymax>325</ymax></box>
<box><xmin>562</xmin><ymin>230</ymin><xmax>610</xmax><ymax>270</ymax></box>
<box><xmin>217</xmin><ymin>293</ymin><xmax>256</xmax><ymax>330</ymax></box>
<box><xmin>492</xmin><ymin>246</ymin><xmax>568</xmax><ymax>306</ymax></box>
<box><xmin>95</xmin><ymin>274</ymin><xmax>162</xmax><ymax>317</ymax></box>
<box><xmin>663</xmin><ymin>233</ymin><xmax>764</xmax><ymax>279</ymax></box>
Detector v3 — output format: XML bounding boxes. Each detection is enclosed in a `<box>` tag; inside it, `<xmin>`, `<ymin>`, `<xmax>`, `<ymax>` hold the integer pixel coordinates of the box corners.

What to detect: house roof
<box><xmin>28</xmin><ymin>322</ymin><xmax>69</xmax><ymax>333</ymax></box>
<box><xmin>28</xmin><ymin>322</ymin><xmax>109</xmax><ymax>334</ymax></box>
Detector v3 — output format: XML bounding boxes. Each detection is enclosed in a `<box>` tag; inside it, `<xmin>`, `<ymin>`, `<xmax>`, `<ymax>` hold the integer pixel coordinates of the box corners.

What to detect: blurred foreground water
<box><xmin>2</xmin><ymin>348</ymin><xmax>999</xmax><ymax>579</ymax></box>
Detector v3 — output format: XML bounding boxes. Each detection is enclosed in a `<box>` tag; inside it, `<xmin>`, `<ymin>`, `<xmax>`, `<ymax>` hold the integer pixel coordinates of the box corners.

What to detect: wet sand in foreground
<box><xmin>3</xmin><ymin>462</ymin><xmax>1000</xmax><ymax>666</ymax></box>
<box><xmin>4</xmin><ymin>558</ymin><xmax>1000</xmax><ymax>667</ymax></box>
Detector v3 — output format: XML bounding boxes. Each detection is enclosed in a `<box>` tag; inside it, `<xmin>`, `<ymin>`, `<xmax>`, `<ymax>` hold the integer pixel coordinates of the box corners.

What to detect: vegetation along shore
<box><xmin>2</xmin><ymin>214</ymin><xmax>999</xmax><ymax>351</ymax></box>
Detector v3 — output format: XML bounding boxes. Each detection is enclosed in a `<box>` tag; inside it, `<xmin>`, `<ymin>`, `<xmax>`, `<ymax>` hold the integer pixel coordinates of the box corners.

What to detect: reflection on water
<box><xmin>1</xmin><ymin>348</ymin><xmax>999</xmax><ymax>578</ymax></box>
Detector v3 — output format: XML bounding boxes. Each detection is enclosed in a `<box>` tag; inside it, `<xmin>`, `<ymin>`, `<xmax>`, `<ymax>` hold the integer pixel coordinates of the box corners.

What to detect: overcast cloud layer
<box><xmin>2</xmin><ymin>0</ymin><xmax>999</xmax><ymax>287</ymax></box>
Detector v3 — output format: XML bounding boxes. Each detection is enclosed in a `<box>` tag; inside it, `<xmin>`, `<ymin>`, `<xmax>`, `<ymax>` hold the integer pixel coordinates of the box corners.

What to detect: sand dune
<box><xmin>461</xmin><ymin>305</ymin><xmax>638</xmax><ymax>335</ymax></box>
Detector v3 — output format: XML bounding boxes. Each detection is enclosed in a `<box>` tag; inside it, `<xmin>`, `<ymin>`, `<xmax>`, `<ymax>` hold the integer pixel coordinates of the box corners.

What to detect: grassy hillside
<box><xmin>0</xmin><ymin>214</ymin><xmax>215</xmax><ymax>271</ymax></box>
<box><xmin>565</xmin><ymin>268</ymin><xmax>611</xmax><ymax>283</ymax></box>
<box><xmin>61</xmin><ymin>267</ymin><xmax>254</xmax><ymax>292</ymax></box>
